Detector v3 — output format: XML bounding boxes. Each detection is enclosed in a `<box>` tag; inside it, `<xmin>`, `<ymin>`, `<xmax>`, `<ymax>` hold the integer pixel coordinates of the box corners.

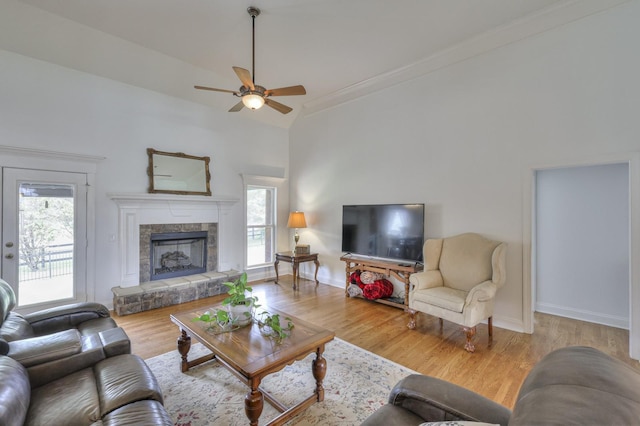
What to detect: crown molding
<box><xmin>301</xmin><ymin>0</ymin><xmax>630</xmax><ymax>116</ymax></box>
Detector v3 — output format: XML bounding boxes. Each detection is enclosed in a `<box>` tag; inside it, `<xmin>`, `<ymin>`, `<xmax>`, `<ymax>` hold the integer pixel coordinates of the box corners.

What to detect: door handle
<box><xmin>4</xmin><ymin>253</ymin><xmax>14</xmax><ymax>259</ymax></box>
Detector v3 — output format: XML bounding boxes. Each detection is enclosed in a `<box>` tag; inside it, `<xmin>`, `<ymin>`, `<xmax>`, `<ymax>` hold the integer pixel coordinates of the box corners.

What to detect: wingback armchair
<box><xmin>407</xmin><ymin>233</ymin><xmax>506</xmax><ymax>352</ymax></box>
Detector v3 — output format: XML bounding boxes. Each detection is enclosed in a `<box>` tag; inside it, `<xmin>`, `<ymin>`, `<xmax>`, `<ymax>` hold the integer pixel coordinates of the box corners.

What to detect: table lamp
<box><xmin>287</xmin><ymin>211</ymin><xmax>307</xmax><ymax>254</ymax></box>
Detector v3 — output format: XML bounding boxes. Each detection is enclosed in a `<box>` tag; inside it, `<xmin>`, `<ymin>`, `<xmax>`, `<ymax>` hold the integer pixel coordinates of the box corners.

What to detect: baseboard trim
<box><xmin>536</xmin><ymin>302</ymin><xmax>629</xmax><ymax>330</ymax></box>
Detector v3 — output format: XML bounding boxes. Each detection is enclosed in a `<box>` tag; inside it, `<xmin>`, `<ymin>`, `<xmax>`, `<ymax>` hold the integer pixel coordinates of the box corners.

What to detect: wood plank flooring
<box><xmin>113</xmin><ymin>276</ymin><xmax>639</xmax><ymax>409</ymax></box>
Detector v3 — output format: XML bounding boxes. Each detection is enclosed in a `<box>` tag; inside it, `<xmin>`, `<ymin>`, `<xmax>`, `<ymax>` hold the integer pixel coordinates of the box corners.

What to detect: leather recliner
<box><xmin>0</xmin><ymin>352</ymin><xmax>173</xmax><ymax>426</ymax></box>
<box><xmin>0</xmin><ymin>279</ymin><xmax>130</xmax><ymax>386</ymax></box>
<box><xmin>361</xmin><ymin>346</ymin><xmax>640</xmax><ymax>425</ymax></box>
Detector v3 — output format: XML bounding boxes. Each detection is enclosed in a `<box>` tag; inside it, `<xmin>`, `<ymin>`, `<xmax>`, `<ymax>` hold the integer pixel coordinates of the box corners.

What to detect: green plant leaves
<box><xmin>257</xmin><ymin>311</ymin><xmax>294</xmax><ymax>343</ymax></box>
<box><xmin>222</xmin><ymin>272</ymin><xmax>259</xmax><ymax>308</ymax></box>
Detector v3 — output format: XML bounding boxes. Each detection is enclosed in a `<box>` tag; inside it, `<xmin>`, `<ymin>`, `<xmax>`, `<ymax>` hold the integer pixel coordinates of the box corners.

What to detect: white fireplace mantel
<box><xmin>108</xmin><ymin>193</ymin><xmax>239</xmax><ymax>287</ymax></box>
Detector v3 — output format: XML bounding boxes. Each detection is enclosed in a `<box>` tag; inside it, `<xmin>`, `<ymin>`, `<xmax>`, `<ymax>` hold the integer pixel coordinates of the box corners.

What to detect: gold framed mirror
<box><xmin>147</xmin><ymin>148</ymin><xmax>211</xmax><ymax>196</ymax></box>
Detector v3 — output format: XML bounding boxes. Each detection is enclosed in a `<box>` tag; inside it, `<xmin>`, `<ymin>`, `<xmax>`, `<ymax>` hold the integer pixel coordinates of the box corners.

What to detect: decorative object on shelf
<box><xmin>341</xmin><ymin>255</ymin><xmax>423</xmax><ymax>309</ymax></box>
<box><xmin>348</xmin><ymin>270</ymin><xmax>394</xmax><ymax>300</ymax></box>
<box><xmin>256</xmin><ymin>311</ymin><xmax>294</xmax><ymax>344</ymax></box>
<box><xmin>287</xmin><ymin>211</ymin><xmax>307</xmax><ymax>254</ymax></box>
<box><xmin>221</xmin><ymin>272</ymin><xmax>259</xmax><ymax>326</ymax></box>
<box><xmin>295</xmin><ymin>244</ymin><xmax>310</xmax><ymax>255</ymax></box>
<box><xmin>360</xmin><ymin>271</ymin><xmax>384</xmax><ymax>284</ymax></box>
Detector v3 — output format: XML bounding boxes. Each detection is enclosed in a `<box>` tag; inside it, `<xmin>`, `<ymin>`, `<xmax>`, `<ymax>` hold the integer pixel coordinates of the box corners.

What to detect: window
<box><xmin>246</xmin><ymin>185</ymin><xmax>276</xmax><ymax>267</ymax></box>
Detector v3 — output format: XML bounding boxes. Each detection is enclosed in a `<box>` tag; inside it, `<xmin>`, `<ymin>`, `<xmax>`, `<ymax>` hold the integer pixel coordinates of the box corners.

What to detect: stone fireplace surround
<box><xmin>109</xmin><ymin>193</ymin><xmax>239</xmax><ymax>315</ymax></box>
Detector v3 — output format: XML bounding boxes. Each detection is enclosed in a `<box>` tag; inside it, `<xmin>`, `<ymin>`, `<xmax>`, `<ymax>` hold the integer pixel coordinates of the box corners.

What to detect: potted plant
<box><xmin>256</xmin><ymin>311</ymin><xmax>294</xmax><ymax>344</ymax></box>
<box><xmin>222</xmin><ymin>272</ymin><xmax>259</xmax><ymax>326</ymax></box>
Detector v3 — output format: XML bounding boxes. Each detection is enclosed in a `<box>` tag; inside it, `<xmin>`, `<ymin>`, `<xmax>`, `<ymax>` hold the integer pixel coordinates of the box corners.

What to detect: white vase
<box><xmin>227</xmin><ymin>301</ymin><xmax>254</xmax><ymax>327</ymax></box>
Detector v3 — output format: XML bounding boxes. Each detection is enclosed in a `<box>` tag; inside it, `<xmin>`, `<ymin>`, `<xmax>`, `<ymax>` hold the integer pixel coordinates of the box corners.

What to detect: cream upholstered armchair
<box><xmin>407</xmin><ymin>233</ymin><xmax>506</xmax><ymax>352</ymax></box>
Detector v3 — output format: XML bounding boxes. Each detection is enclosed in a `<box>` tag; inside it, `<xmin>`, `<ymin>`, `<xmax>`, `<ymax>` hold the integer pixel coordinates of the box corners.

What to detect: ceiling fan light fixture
<box><xmin>194</xmin><ymin>6</ymin><xmax>305</xmax><ymax>115</ymax></box>
<box><xmin>242</xmin><ymin>93</ymin><xmax>265</xmax><ymax>110</ymax></box>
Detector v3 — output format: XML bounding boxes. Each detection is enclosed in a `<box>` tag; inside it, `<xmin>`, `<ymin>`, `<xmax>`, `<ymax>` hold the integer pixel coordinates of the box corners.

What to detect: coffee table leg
<box><xmin>312</xmin><ymin>346</ymin><xmax>328</xmax><ymax>402</ymax></box>
<box><xmin>177</xmin><ymin>329</ymin><xmax>191</xmax><ymax>373</ymax></box>
<box><xmin>245</xmin><ymin>378</ymin><xmax>264</xmax><ymax>426</ymax></box>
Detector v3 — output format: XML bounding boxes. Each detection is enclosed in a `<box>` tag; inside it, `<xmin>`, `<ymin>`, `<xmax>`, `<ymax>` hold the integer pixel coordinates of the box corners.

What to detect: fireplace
<box><xmin>110</xmin><ymin>193</ymin><xmax>236</xmax><ymax>287</ymax></box>
<box><xmin>139</xmin><ymin>222</ymin><xmax>218</xmax><ymax>283</ymax></box>
<box><xmin>150</xmin><ymin>231</ymin><xmax>208</xmax><ymax>280</ymax></box>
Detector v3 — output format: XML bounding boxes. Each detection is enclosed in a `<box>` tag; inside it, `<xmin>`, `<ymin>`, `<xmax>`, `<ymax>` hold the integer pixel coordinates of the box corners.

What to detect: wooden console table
<box><xmin>274</xmin><ymin>252</ymin><xmax>320</xmax><ymax>290</ymax></box>
<box><xmin>340</xmin><ymin>255</ymin><xmax>423</xmax><ymax>309</ymax></box>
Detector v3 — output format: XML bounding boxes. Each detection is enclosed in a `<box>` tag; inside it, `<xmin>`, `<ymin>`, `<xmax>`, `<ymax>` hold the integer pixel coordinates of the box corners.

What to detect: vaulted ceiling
<box><xmin>6</xmin><ymin>0</ymin><xmax>628</xmax><ymax>128</ymax></box>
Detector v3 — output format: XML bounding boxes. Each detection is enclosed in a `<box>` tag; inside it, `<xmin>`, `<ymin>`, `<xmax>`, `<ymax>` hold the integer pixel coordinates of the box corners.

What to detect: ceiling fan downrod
<box><xmin>247</xmin><ymin>7</ymin><xmax>260</xmax><ymax>86</ymax></box>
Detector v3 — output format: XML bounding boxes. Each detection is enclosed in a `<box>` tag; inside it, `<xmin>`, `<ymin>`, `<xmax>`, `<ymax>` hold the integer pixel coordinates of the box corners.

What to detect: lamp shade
<box><xmin>287</xmin><ymin>211</ymin><xmax>307</xmax><ymax>228</ymax></box>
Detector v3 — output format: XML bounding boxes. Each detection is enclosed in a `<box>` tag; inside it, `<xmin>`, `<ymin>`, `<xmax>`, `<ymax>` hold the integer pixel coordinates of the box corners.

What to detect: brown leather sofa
<box><xmin>0</xmin><ymin>278</ymin><xmax>173</xmax><ymax>425</ymax></box>
<box><xmin>0</xmin><ymin>279</ymin><xmax>130</xmax><ymax>387</ymax></box>
<box><xmin>361</xmin><ymin>346</ymin><xmax>640</xmax><ymax>425</ymax></box>
<box><xmin>0</xmin><ymin>353</ymin><xmax>172</xmax><ymax>425</ymax></box>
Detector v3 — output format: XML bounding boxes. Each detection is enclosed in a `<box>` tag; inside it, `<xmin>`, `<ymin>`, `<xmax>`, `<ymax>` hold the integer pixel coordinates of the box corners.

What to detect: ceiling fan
<box><xmin>195</xmin><ymin>7</ymin><xmax>306</xmax><ymax>115</ymax></box>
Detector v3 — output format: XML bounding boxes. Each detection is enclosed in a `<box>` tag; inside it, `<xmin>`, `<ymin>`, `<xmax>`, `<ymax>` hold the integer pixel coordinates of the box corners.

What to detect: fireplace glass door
<box><xmin>150</xmin><ymin>231</ymin><xmax>207</xmax><ymax>280</ymax></box>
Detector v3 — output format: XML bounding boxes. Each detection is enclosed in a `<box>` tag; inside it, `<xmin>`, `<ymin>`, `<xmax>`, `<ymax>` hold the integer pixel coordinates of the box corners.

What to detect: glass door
<box><xmin>2</xmin><ymin>168</ymin><xmax>87</xmax><ymax>309</ymax></box>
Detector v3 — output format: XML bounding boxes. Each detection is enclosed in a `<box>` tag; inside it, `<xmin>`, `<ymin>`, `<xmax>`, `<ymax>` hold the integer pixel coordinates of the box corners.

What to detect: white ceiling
<box><xmin>9</xmin><ymin>0</ymin><xmax>627</xmax><ymax>128</ymax></box>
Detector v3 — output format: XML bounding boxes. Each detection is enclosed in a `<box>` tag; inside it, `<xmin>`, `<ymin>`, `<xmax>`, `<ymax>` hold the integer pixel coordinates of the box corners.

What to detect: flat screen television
<box><xmin>341</xmin><ymin>203</ymin><xmax>425</xmax><ymax>263</ymax></box>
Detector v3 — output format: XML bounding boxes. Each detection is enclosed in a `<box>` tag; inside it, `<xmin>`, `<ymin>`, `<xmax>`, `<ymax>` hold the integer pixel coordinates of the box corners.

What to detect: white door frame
<box><xmin>0</xmin><ymin>145</ymin><xmax>103</xmax><ymax>313</ymax></box>
<box><xmin>522</xmin><ymin>152</ymin><xmax>640</xmax><ymax>360</ymax></box>
<box><xmin>2</xmin><ymin>168</ymin><xmax>88</xmax><ymax>308</ymax></box>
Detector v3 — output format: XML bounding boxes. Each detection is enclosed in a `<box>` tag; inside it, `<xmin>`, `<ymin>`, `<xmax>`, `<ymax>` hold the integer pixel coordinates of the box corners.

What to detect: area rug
<box><xmin>145</xmin><ymin>338</ymin><xmax>417</xmax><ymax>425</ymax></box>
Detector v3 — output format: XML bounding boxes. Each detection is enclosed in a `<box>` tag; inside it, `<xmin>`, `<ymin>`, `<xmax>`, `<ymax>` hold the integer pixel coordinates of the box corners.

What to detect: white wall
<box><xmin>0</xmin><ymin>50</ymin><xmax>290</xmax><ymax>307</ymax></box>
<box><xmin>289</xmin><ymin>1</ymin><xmax>640</xmax><ymax>332</ymax></box>
<box><xmin>536</xmin><ymin>164</ymin><xmax>629</xmax><ymax>328</ymax></box>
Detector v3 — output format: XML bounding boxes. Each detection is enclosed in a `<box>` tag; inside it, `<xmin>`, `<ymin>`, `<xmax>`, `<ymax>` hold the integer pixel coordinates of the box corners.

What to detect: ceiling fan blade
<box><xmin>264</xmin><ymin>98</ymin><xmax>292</xmax><ymax>115</ymax></box>
<box><xmin>265</xmin><ymin>85</ymin><xmax>306</xmax><ymax>97</ymax></box>
<box><xmin>229</xmin><ymin>101</ymin><xmax>245</xmax><ymax>112</ymax></box>
<box><xmin>232</xmin><ymin>66</ymin><xmax>254</xmax><ymax>90</ymax></box>
<box><xmin>194</xmin><ymin>85</ymin><xmax>239</xmax><ymax>95</ymax></box>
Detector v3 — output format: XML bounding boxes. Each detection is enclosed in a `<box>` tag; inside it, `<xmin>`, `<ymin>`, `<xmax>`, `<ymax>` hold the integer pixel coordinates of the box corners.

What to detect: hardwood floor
<box><xmin>113</xmin><ymin>276</ymin><xmax>639</xmax><ymax>409</ymax></box>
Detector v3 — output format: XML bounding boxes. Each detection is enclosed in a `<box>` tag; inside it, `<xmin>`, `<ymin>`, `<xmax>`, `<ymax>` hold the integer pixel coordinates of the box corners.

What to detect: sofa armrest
<box><xmin>8</xmin><ymin>329</ymin><xmax>82</xmax><ymax>367</ymax></box>
<box><xmin>0</xmin><ymin>356</ymin><xmax>30</xmax><ymax>426</ymax></box>
<box><xmin>24</xmin><ymin>303</ymin><xmax>111</xmax><ymax>335</ymax></box>
<box><xmin>409</xmin><ymin>271</ymin><xmax>443</xmax><ymax>292</ymax></box>
<box><xmin>380</xmin><ymin>374</ymin><xmax>511</xmax><ymax>426</ymax></box>
<box><xmin>26</xmin><ymin>334</ymin><xmax>107</xmax><ymax>388</ymax></box>
<box><xmin>465</xmin><ymin>281</ymin><xmax>498</xmax><ymax>305</ymax></box>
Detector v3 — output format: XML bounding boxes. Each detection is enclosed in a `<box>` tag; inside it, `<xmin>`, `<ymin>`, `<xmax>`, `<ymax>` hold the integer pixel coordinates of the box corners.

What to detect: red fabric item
<box><xmin>362</xmin><ymin>279</ymin><xmax>394</xmax><ymax>300</ymax></box>
<box><xmin>350</xmin><ymin>271</ymin><xmax>364</xmax><ymax>289</ymax></box>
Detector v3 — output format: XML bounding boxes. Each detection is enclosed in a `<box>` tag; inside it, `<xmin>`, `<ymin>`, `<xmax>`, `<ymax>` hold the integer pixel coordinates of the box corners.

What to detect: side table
<box><xmin>274</xmin><ymin>252</ymin><xmax>320</xmax><ymax>290</ymax></box>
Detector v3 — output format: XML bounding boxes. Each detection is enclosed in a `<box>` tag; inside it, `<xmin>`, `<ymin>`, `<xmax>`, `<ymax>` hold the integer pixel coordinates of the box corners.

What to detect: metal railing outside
<box><xmin>19</xmin><ymin>243</ymin><xmax>73</xmax><ymax>282</ymax></box>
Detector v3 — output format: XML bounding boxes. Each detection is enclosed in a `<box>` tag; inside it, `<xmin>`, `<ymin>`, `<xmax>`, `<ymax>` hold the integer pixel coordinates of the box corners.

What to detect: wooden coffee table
<box><xmin>170</xmin><ymin>305</ymin><xmax>335</xmax><ymax>426</ymax></box>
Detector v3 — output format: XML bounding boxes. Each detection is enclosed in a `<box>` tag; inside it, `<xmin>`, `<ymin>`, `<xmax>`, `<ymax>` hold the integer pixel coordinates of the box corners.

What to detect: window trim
<box><xmin>241</xmin><ymin>174</ymin><xmax>285</xmax><ymax>271</ymax></box>
<box><xmin>246</xmin><ymin>184</ymin><xmax>276</xmax><ymax>268</ymax></box>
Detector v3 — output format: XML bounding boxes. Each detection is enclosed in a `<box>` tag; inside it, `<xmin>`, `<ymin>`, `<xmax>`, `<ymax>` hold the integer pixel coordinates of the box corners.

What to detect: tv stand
<box><xmin>339</xmin><ymin>255</ymin><xmax>423</xmax><ymax>309</ymax></box>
